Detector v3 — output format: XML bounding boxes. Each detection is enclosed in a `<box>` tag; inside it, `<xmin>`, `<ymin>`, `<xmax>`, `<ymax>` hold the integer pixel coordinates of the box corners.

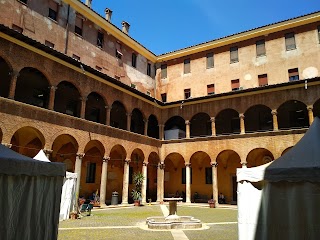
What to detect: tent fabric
<box><xmin>265</xmin><ymin>117</ymin><xmax>320</xmax><ymax>182</ymax></box>
<box><xmin>0</xmin><ymin>145</ymin><xmax>65</xmax><ymax>240</ymax></box>
<box><xmin>0</xmin><ymin>144</ymin><xmax>65</xmax><ymax>176</ymax></box>
<box><xmin>237</xmin><ymin>162</ymin><xmax>272</xmax><ymax>182</ymax></box>
<box><xmin>33</xmin><ymin>149</ymin><xmax>50</xmax><ymax>162</ymax></box>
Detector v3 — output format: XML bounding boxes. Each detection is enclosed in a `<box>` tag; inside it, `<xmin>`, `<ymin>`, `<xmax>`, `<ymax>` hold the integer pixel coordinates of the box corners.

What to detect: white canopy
<box><xmin>33</xmin><ymin>150</ymin><xmax>77</xmax><ymax>221</ymax></box>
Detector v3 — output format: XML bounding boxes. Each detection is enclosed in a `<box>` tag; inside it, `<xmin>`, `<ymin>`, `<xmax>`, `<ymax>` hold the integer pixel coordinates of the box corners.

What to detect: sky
<box><xmin>86</xmin><ymin>0</ymin><xmax>319</xmax><ymax>55</ymax></box>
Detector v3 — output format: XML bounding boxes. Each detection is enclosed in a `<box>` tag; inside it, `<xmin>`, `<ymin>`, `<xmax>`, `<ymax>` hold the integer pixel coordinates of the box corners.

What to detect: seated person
<box><xmin>218</xmin><ymin>192</ymin><xmax>226</xmax><ymax>204</ymax></box>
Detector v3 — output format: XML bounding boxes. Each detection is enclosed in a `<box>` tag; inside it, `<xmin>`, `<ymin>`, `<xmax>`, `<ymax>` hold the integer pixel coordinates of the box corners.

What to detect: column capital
<box><xmin>143</xmin><ymin>119</ymin><xmax>148</xmax><ymax>123</ymax></box>
<box><xmin>241</xmin><ymin>162</ymin><xmax>247</xmax><ymax>167</ymax></box>
<box><xmin>307</xmin><ymin>105</ymin><xmax>313</xmax><ymax>111</ymax></box>
<box><xmin>126</xmin><ymin>113</ymin><xmax>132</xmax><ymax>117</ymax></box>
<box><xmin>143</xmin><ymin>162</ymin><xmax>148</xmax><ymax>166</ymax></box>
<box><xmin>210</xmin><ymin>162</ymin><xmax>218</xmax><ymax>167</ymax></box>
<box><xmin>43</xmin><ymin>149</ymin><xmax>53</xmax><ymax>154</ymax></box>
<box><xmin>49</xmin><ymin>85</ymin><xmax>57</xmax><ymax>91</ymax></box>
<box><xmin>210</xmin><ymin>117</ymin><xmax>215</xmax><ymax>123</ymax></box>
<box><xmin>103</xmin><ymin>156</ymin><xmax>110</xmax><ymax>162</ymax></box>
<box><xmin>76</xmin><ymin>153</ymin><xmax>85</xmax><ymax>159</ymax></box>
<box><xmin>159</xmin><ymin>162</ymin><xmax>165</xmax><ymax>169</ymax></box>
<box><xmin>80</xmin><ymin>96</ymin><xmax>87</xmax><ymax>102</ymax></box>
<box><xmin>2</xmin><ymin>143</ymin><xmax>12</xmax><ymax>148</ymax></box>
<box><xmin>185</xmin><ymin>163</ymin><xmax>191</xmax><ymax>167</ymax></box>
<box><xmin>239</xmin><ymin>113</ymin><xmax>245</xmax><ymax>119</ymax></box>
<box><xmin>185</xmin><ymin>120</ymin><xmax>190</xmax><ymax>125</ymax></box>
<box><xmin>9</xmin><ymin>70</ymin><xmax>19</xmax><ymax>77</ymax></box>
<box><xmin>124</xmin><ymin>159</ymin><xmax>131</xmax><ymax>164</ymax></box>
<box><xmin>271</xmin><ymin>109</ymin><xmax>277</xmax><ymax>115</ymax></box>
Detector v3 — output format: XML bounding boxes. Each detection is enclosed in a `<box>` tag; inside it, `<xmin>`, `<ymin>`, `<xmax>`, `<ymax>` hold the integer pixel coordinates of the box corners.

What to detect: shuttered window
<box><xmin>206</xmin><ymin>52</ymin><xmax>214</xmax><ymax>68</ymax></box>
<box><xmin>147</xmin><ymin>63</ymin><xmax>151</xmax><ymax>76</ymax></box>
<box><xmin>288</xmin><ymin>68</ymin><xmax>299</xmax><ymax>81</ymax></box>
<box><xmin>207</xmin><ymin>84</ymin><xmax>215</xmax><ymax>95</ymax></box>
<box><xmin>231</xmin><ymin>79</ymin><xmax>240</xmax><ymax>90</ymax></box>
<box><xmin>161</xmin><ymin>64</ymin><xmax>167</xmax><ymax>79</ymax></box>
<box><xmin>256</xmin><ymin>40</ymin><xmax>266</xmax><ymax>57</ymax></box>
<box><xmin>184</xmin><ymin>58</ymin><xmax>190</xmax><ymax>74</ymax></box>
<box><xmin>230</xmin><ymin>46</ymin><xmax>238</xmax><ymax>63</ymax></box>
<box><xmin>115</xmin><ymin>42</ymin><xmax>122</xmax><ymax>59</ymax></box>
<box><xmin>258</xmin><ymin>74</ymin><xmax>268</xmax><ymax>86</ymax></box>
<box><xmin>184</xmin><ymin>89</ymin><xmax>191</xmax><ymax>99</ymax></box>
<box><xmin>285</xmin><ymin>32</ymin><xmax>296</xmax><ymax>50</ymax></box>
<box><xmin>97</xmin><ymin>31</ymin><xmax>104</xmax><ymax>48</ymax></box>
<box><xmin>132</xmin><ymin>53</ymin><xmax>137</xmax><ymax>68</ymax></box>
<box><xmin>75</xmin><ymin>15</ymin><xmax>83</xmax><ymax>36</ymax></box>
<box><xmin>161</xmin><ymin>93</ymin><xmax>167</xmax><ymax>102</ymax></box>
<box><xmin>48</xmin><ymin>1</ymin><xmax>58</xmax><ymax>21</ymax></box>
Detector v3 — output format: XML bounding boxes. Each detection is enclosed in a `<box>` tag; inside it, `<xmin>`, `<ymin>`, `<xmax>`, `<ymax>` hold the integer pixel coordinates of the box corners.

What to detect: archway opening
<box><xmin>0</xmin><ymin>57</ymin><xmax>12</xmax><ymax>98</ymax></box>
<box><xmin>147</xmin><ymin>114</ymin><xmax>159</xmax><ymax>139</ymax></box>
<box><xmin>246</xmin><ymin>148</ymin><xmax>274</xmax><ymax>168</ymax></box>
<box><xmin>164</xmin><ymin>116</ymin><xmax>186</xmax><ymax>140</ymax></box>
<box><xmin>190</xmin><ymin>113</ymin><xmax>211</xmax><ymax>137</ymax></box>
<box><xmin>110</xmin><ymin>101</ymin><xmax>127</xmax><ymax>130</ymax></box>
<box><xmin>147</xmin><ymin>152</ymin><xmax>160</xmax><ymax>201</ymax></box>
<box><xmin>131</xmin><ymin>109</ymin><xmax>144</xmax><ymax>135</ymax></box>
<box><xmin>85</xmin><ymin>92</ymin><xmax>106</xmax><ymax>124</ymax></box>
<box><xmin>278</xmin><ymin>100</ymin><xmax>308</xmax><ymax>129</ymax></box>
<box><xmin>216</xmin><ymin>109</ymin><xmax>240</xmax><ymax>135</ymax></box>
<box><xmin>245</xmin><ymin>105</ymin><xmax>272</xmax><ymax>132</ymax></box>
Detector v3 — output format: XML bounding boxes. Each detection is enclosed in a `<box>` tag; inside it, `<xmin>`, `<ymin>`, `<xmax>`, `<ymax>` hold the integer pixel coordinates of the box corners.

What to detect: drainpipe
<box><xmin>64</xmin><ymin>4</ymin><xmax>70</xmax><ymax>54</ymax></box>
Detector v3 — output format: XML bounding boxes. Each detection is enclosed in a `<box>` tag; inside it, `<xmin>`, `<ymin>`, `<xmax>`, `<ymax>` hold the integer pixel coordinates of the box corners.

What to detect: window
<box><xmin>182</xmin><ymin>167</ymin><xmax>192</xmax><ymax>184</ymax></box>
<box><xmin>285</xmin><ymin>32</ymin><xmax>296</xmax><ymax>50</ymax></box>
<box><xmin>258</xmin><ymin>74</ymin><xmax>268</xmax><ymax>86</ymax></box>
<box><xmin>184</xmin><ymin>58</ymin><xmax>190</xmax><ymax>74</ymax></box>
<box><xmin>184</xmin><ymin>88</ymin><xmax>191</xmax><ymax>99</ymax></box>
<box><xmin>231</xmin><ymin>79</ymin><xmax>240</xmax><ymax>91</ymax></box>
<box><xmin>161</xmin><ymin>93</ymin><xmax>167</xmax><ymax>102</ymax></box>
<box><xmin>256</xmin><ymin>40</ymin><xmax>266</xmax><ymax>57</ymax></box>
<box><xmin>205</xmin><ymin>167</ymin><xmax>212</xmax><ymax>184</ymax></box>
<box><xmin>161</xmin><ymin>64</ymin><xmax>167</xmax><ymax>79</ymax></box>
<box><xmin>318</xmin><ymin>26</ymin><xmax>320</xmax><ymax>43</ymax></box>
<box><xmin>147</xmin><ymin>63</ymin><xmax>151</xmax><ymax>76</ymax></box>
<box><xmin>12</xmin><ymin>24</ymin><xmax>23</xmax><ymax>33</ymax></box>
<box><xmin>288</xmin><ymin>68</ymin><xmax>299</xmax><ymax>81</ymax></box>
<box><xmin>45</xmin><ymin>40</ymin><xmax>54</xmax><ymax>48</ymax></box>
<box><xmin>72</xmin><ymin>54</ymin><xmax>80</xmax><ymax>61</ymax></box>
<box><xmin>207</xmin><ymin>84</ymin><xmax>215</xmax><ymax>95</ymax></box>
<box><xmin>75</xmin><ymin>15</ymin><xmax>83</xmax><ymax>36</ymax></box>
<box><xmin>95</xmin><ymin>65</ymin><xmax>102</xmax><ymax>71</ymax></box>
<box><xmin>115</xmin><ymin>42</ymin><xmax>122</xmax><ymax>59</ymax></box>
<box><xmin>132</xmin><ymin>53</ymin><xmax>137</xmax><ymax>68</ymax></box>
<box><xmin>97</xmin><ymin>31</ymin><xmax>104</xmax><ymax>48</ymax></box>
<box><xmin>230</xmin><ymin>46</ymin><xmax>239</xmax><ymax>63</ymax></box>
<box><xmin>48</xmin><ymin>0</ymin><xmax>58</xmax><ymax>21</ymax></box>
<box><xmin>206</xmin><ymin>52</ymin><xmax>214</xmax><ymax>68</ymax></box>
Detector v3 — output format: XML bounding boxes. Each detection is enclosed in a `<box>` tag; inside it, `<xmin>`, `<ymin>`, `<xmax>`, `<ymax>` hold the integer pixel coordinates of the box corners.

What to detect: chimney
<box><xmin>105</xmin><ymin>8</ymin><xmax>113</xmax><ymax>22</ymax></box>
<box><xmin>121</xmin><ymin>21</ymin><xmax>130</xmax><ymax>34</ymax></box>
<box><xmin>85</xmin><ymin>0</ymin><xmax>92</xmax><ymax>8</ymax></box>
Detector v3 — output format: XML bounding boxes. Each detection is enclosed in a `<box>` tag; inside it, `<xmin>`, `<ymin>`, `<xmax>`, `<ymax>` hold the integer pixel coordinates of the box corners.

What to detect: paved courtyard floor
<box><xmin>58</xmin><ymin>204</ymin><xmax>238</xmax><ymax>240</ymax></box>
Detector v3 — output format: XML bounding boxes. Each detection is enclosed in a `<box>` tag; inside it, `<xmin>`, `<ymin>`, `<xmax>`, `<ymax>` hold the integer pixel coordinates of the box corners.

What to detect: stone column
<box><xmin>307</xmin><ymin>105</ymin><xmax>314</xmax><ymax>126</ymax></box>
<box><xmin>121</xmin><ymin>159</ymin><xmax>130</xmax><ymax>204</ymax></box>
<box><xmin>48</xmin><ymin>86</ymin><xmax>57</xmax><ymax>110</ymax></box>
<box><xmin>106</xmin><ymin>106</ymin><xmax>111</xmax><ymax>126</ymax></box>
<box><xmin>2</xmin><ymin>143</ymin><xmax>12</xmax><ymax>148</ymax></box>
<box><xmin>141</xmin><ymin>162</ymin><xmax>148</xmax><ymax>204</ymax></box>
<box><xmin>210</xmin><ymin>117</ymin><xmax>216</xmax><ymax>136</ymax></box>
<box><xmin>144</xmin><ymin>119</ymin><xmax>148</xmax><ymax>136</ymax></box>
<box><xmin>126</xmin><ymin>113</ymin><xmax>132</xmax><ymax>131</ymax></box>
<box><xmin>80</xmin><ymin>97</ymin><xmax>87</xmax><ymax>119</ymax></box>
<box><xmin>156</xmin><ymin>164</ymin><xmax>161</xmax><ymax>202</ymax></box>
<box><xmin>241</xmin><ymin>162</ymin><xmax>247</xmax><ymax>168</ymax></box>
<box><xmin>99</xmin><ymin>156</ymin><xmax>109</xmax><ymax>207</ymax></box>
<box><xmin>271</xmin><ymin>110</ymin><xmax>278</xmax><ymax>131</ymax></box>
<box><xmin>8</xmin><ymin>71</ymin><xmax>19</xmax><ymax>99</ymax></box>
<box><xmin>185</xmin><ymin>120</ymin><xmax>190</xmax><ymax>139</ymax></box>
<box><xmin>75</xmin><ymin>153</ymin><xmax>85</xmax><ymax>201</ymax></box>
<box><xmin>43</xmin><ymin>149</ymin><xmax>53</xmax><ymax>160</ymax></box>
<box><xmin>159</xmin><ymin>124</ymin><xmax>165</xmax><ymax>140</ymax></box>
<box><xmin>239</xmin><ymin>113</ymin><xmax>245</xmax><ymax>134</ymax></box>
<box><xmin>185</xmin><ymin>163</ymin><xmax>191</xmax><ymax>203</ymax></box>
<box><xmin>211</xmin><ymin>162</ymin><xmax>218</xmax><ymax>207</ymax></box>
<box><xmin>157</xmin><ymin>162</ymin><xmax>165</xmax><ymax>202</ymax></box>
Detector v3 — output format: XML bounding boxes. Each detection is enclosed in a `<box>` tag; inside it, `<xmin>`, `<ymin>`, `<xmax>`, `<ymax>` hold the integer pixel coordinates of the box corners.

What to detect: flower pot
<box><xmin>209</xmin><ymin>203</ymin><xmax>215</xmax><ymax>208</ymax></box>
<box><xmin>70</xmin><ymin>212</ymin><xmax>78</xmax><ymax>219</ymax></box>
<box><xmin>134</xmin><ymin>200</ymin><xmax>140</xmax><ymax>206</ymax></box>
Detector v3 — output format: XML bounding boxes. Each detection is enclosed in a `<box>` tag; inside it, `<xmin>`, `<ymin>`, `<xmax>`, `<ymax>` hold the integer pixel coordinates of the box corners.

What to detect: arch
<box><xmin>131</xmin><ymin>108</ymin><xmax>144</xmax><ymax>135</ymax></box>
<box><xmin>244</xmin><ymin>105</ymin><xmax>273</xmax><ymax>132</ymax></box>
<box><xmin>147</xmin><ymin>114</ymin><xmax>159</xmax><ymax>139</ymax></box>
<box><xmin>15</xmin><ymin>67</ymin><xmax>50</xmax><ymax>108</ymax></box>
<box><xmin>190</xmin><ymin>112</ymin><xmax>211</xmax><ymax>137</ymax></box>
<box><xmin>0</xmin><ymin>56</ymin><xmax>12</xmax><ymax>98</ymax></box>
<box><xmin>246</xmin><ymin>148</ymin><xmax>274</xmax><ymax>167</ymax></box>
<box><xmin>110</xmin><ymin>101</ymin><xmax>127</xmax><ymax>130</ymax></box>
<box><xmin>281</xmin><ymin>146</ymin><xmax>293</xmax><ymax>156</ymax></box>
<box><xmin>164</xmin><ymin>116</ymin><xmax>186</xmax><ymax>140</ymax></box>
<box><xmin>54</xmin><ymin>81</ymin><xmax>81</xmax><ymax>117</ymax></box>
<box><xmin>313</xmin><ymin>98</ymin><xmax>320</xmax><ymax>118</ymax></box>
<box><xmin>10</xmin><ymin>126</ymin><xmax>45</xmax><ymax>158</ymax></box>
<box><xmin>85</xmin><ymin>92</ymin><xmax>106</xmax><ymax>124</ymax></box>
<box><xmin>277</xmin><ymin>100</ymin><xmax>309</xmax><ymax>129</ymax></box>
<box><xmin>216</xmin><ymin>150</ymin><xmax>241</xmax><ymax>203</ymax></box>
<box><xmin>216</xmin><ymin>109</ymin><xmax>240</xmax><ymax>135</ymax></box>
<box><xmin>52</xmin><ymin>134</ymin><xmax>79</xmax><ymax>166</ymax></box>
<box><xmin>147</xmin><ymin>152</ymin><xmax>160</xmax><ymax>201</ymax></box>
<box><xmin>164</xmin><ymin>153</ymin><xmax>185</xmax><ymax>200</ymax></box>
<box><xmin>190</xmin><ymin>151</ymin><xmax>212</xmax><ymax>202</ymax></box>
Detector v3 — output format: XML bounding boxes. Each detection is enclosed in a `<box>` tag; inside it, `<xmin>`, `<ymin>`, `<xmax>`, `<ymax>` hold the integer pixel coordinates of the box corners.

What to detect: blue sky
<box><xmin>87</xmin><ymin>0</ymin><xmax>319</xmax><ymax>55</ymax></box>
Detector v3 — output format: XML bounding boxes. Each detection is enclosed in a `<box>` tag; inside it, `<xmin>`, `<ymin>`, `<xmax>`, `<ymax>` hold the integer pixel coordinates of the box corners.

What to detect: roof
<box><xmin>265</xmin><ymin>117</ymin><xmax>320</xmax><ymax>182</ymax></box>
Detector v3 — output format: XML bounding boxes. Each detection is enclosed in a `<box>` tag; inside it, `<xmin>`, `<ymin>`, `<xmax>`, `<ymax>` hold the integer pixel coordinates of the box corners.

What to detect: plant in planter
<box><xmin>208</xmin><ymin>199</ymin><xmax>216</xmax><ymax>208</ymax></box>
<box><xmin>131</xmin><ymin>171</ymin><xmax>145</xmax><ymax>206</ymax></box>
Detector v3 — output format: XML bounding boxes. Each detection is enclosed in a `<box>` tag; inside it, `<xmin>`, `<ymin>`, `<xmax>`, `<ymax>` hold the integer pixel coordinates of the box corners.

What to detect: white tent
<box><xmin>33</xmin><ymin>150</ymin><xmax>77</xmax><ymax>221</ymax></box>
<box><xmin>237</xmin><ymin>162</ymin><xmax>271</xmax><ymax>240</ymax></box>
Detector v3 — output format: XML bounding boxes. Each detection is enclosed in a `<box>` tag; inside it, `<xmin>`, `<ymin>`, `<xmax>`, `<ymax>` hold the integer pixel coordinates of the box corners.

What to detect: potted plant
<box><xmin>208</xmin><ymin>199</ymin><xmax>216</xmax><ymax>208</ymax></box>
<box><xmin>131</xmin><ymin>172</ymin><xmax>144</xmax><ymax>206</ymax></box>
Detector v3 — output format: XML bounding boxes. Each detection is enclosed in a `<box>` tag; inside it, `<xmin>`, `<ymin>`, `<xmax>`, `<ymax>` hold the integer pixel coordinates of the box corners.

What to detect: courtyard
<box><xmin>58</xmin><ymin>204</ymin><xmax>238</xmax><ymax>240</ymax></box>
